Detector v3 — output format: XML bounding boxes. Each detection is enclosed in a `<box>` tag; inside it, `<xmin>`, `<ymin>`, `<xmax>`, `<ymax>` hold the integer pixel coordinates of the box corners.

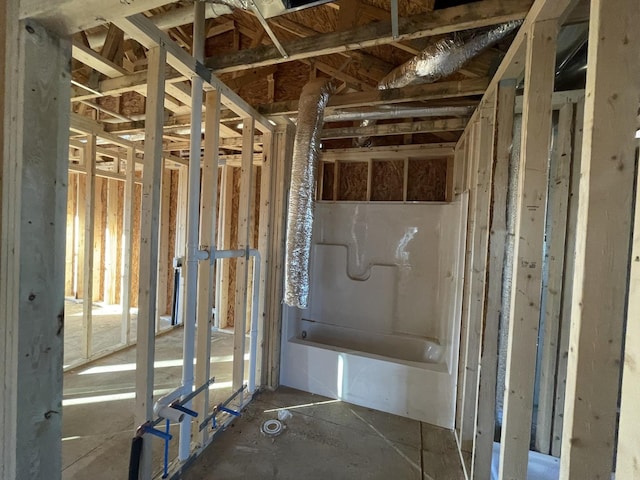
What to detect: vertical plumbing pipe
<box><xmin>248</xmin><ymin>250</ymin><xmax>261</xmax><ymax>394</ymax></box>
<box><xmin>178</xmin><ymin>0</ymin><xmax>205</xmax><ymax>462</ymax></box>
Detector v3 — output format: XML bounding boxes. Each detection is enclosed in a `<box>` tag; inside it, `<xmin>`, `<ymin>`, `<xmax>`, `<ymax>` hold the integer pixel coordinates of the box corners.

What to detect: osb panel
<box><xmin>204</xmin><ymin>30</ymin><xmax>236</xmax><ymax>57</ymax></box>
<box><xmin>282</xmin><ymin>6</ymin><xmax>337</xmax><ymax>34</ymax></box>
<box><xmin>227</xmin><ymin>167</ymin><xmax>241</xmax><ymax>327</ymax></box>
<box><xmin>371</xmin><ymin>160</ymin><xmax>404</xmax><ymax>201</ymax></box>
<box><xmin>167</xmin><ymin>170</ymin><xmax>179</xmax><ymax>315</ymax></box>
<box><xmin>338</xmin><ymin>162</ymin><xmax>368</xmax><ymax>201</ymax></box>
<box><xmin>252</xmin><ymin>166</ymin><xmax>261</xmax><ymax>249</ymax></box>
<box><xmin>275</xmin><ymin>61</ymin><xmax>312</xmax><ymax>102</ymax></box>
<box><xmin>120</xmin><ymin>91</ymin><xmax>145</xmax><ymax>117</ymax></box>
<box><xmin>362</xmin><ymin>0</ymin><xmax>434</xmax><ymax>16</ymax></box>
<box><xmin>406</xmin><ymin>158</ymin><xmax>447</xmax><ymax>202</ymax></box>
<box><xmin>321</xmin><ymin>162</ymin><xmax>335</xmax><ymax>201</ymax></box>
<box><xmin>131</xmin><ymin>182</ymin><xmax>142</xmax><ymax>307</ymax></box>
<box><xmin>93</xmin><ymin>178</ymin><xmax>107</xmax><ymax>302</ymax></box>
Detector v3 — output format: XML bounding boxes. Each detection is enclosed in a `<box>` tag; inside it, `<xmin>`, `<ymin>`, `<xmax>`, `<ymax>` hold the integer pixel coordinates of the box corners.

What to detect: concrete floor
<box><xmin>62</xmin><ymin>326</ymin><xmax>244</xmax><ymax>479</ymax></box>
<box><xmin>185</xmin><ymin>388</ymin><xmax>464</xmax><ymax>480</ymax></box>
<box><xmin>62</xmin><ymin>303</ymin><xmax>463</xmax><ymax>480</ymax></box>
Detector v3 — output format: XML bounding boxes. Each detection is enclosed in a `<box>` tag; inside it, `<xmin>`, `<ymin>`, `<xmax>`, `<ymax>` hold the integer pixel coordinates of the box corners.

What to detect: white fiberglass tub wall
<box><xmin>280</xmin><ymin>200</ymin><xmax>467</xmax><ymax>428</ymax></box>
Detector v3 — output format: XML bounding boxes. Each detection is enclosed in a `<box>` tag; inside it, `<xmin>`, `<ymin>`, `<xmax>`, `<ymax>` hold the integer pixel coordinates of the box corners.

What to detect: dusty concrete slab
<box><xmin>184</xmin><ymin>388</ymin><xmax>462</xmax><ymax>480</ymax></box>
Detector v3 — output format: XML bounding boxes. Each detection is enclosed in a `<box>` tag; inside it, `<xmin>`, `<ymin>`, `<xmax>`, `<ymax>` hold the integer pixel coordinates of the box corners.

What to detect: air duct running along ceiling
<box><xmin>378</xmin><ymin>21</ymin><xmax>522</xmax><ymax>90</ymax></box>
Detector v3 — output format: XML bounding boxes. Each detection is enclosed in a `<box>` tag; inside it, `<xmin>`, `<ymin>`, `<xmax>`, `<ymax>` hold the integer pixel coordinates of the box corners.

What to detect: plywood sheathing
<box><xmin>338</xmin><ymin>162</ymin><xmax>369</xmax><ymax>201</ymax></box>
<box><xmin>131</xmin><ymin>181</ymin><xmax>142</xmax><ymax>307</ymax></box>
<box><xmin>407</xmin><ymin>157</ymin><xmax>447</xmax><ymax>201</ymax></box>
<box><xmin>371</xmin><ymin>160</ymin><xmax>404</xmax><ymax>201</ymax></box>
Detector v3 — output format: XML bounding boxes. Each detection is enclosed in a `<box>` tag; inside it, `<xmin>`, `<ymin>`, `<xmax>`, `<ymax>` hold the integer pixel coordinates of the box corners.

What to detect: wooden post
<box><xmin>472</xmin><ymin>79</ymin><xmax>516</xmax><ymax>480</ymax></box>
<box><xmin>0</xmin><ymin>17</ymin><xmax>70</xmax><ymax>479</ymax></box>
<box><xmin>266</xmin><ymin>123</ymin><xmax>295</xmax><ymax>388</ymax></box>
<box><xmin>551</xmin><ymin>99</ymin><xmax>584</xmax><ymax>457</ymax></box>
<box><xmin>216</xmin><ymin>165</ymin><xmax>233</xmax><ymax>329</ymax></box>
<box><xmin>561</xmin><ymin>0</ymin><xmax>640</xmax><ymax>477</ymax></box>
<box><xmin>499</xmin><ymin>19</ymin><xmax>557</xmax><ymax>480</ymax></box>
<box><xmin>195</xmin><ymin>89</ymin><xmax>221</xmax><ymax>442</ymax></box>
<box><xmin>174</xmin><ymin>166</ymin><xmax>188</xmax><ymax>324</ymax></box>
<box><xmin>82</xmin><ymin>135</ymin><xmax>97</xmax><ymax>359</ymax></box>
<box><xmin>121</xmin><ymin>147</ymin><xmax>135</xmax><ymax>345</ymax></box>
<box><xmin>461</xmin><ymin>98</ymin><xmax>496</xmax><ymax>458</ymax></box>
<box><xmin>457</xmin><ymin>119</ymin><xmax>479</xmax><ymax>456</ymax></box>
<box><xmin>535</xmin><ymin>102</ymin><xmax>574</xmax><ymax>454</ymax></box>
<box><xmin>233</xmin><ymin>116</ymin><xmax>255</xmax><ymax>393</ymax></box>
<box><xmin>616</xmin><ymin>145</ymin><xmax>640</xmax><ymax>478</ymax></box>
<box><xmin>134</xmin><ymin>45</ymin><xmax>166</xmax><ymax>479</ymax></box>
<box><xmin>256</xmin><ymin>130</ymin><xmax>273</xmax><ymax>385</ymax></box>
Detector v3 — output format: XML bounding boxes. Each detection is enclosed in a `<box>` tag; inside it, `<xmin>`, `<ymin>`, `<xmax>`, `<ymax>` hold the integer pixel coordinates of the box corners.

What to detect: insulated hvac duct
<box><xmin>378</xmin><ymin>21</ymin><xmax>522</xmax><ymax>90</ymax></box>
<box><xmin>284</xmin><ymin>79</ymin><xmax>332</xmax><ymax>308</ymax></box>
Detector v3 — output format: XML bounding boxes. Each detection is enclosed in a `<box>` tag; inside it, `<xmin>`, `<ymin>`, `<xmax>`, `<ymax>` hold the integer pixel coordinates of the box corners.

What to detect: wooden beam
<box><xmin>472</xmin><ymin>80</ymin><xmax>516</xmax><ymax>480</ymax></box>
<box><xmin>195</xmin><ymin>90</ymin><xmax>221</xmax><ymax>442</ymax></box>
<box><xmin>19</xmin><ymin>0</ymin><xmax>178</xmax><ymax>35</ymax></box>
<box><xmin>321</xmin><ymin>117</ymin><xmax>468</xmax><ymax>139</ymax></box>
<box><xmin>65</xmin><ymin>173</ymin><xmax>78</xmax><ymax>296</ymax></box>
<box><xmin>0</xmin><ymin>17</ymin><xmax>70</xmax><ymax>479</ymax></box>
<box><xmin>156</xmin><ymin>164</ymin><xmax>170</xmax><ymax>320</ymax></box>
<box><xmin>204</xmin><ymin>0</ymin><xmax>532</xmax><ymax>73</ymax></box>
<box><xmin>134</xmin><ymin>45</ymin><xmax>166</xmax><ymax>479</ymax></box>
<box><xmin>321</xmin><ymin>143</ymin><xmax>455</xmax><ymax>162</ymax></box>
<box><xmin>265</xmin><ymin>124</ymin><xmax>296</xmax><ymax>388</ymax></box>
<box><xmin>551</xmin><ymin>98</ymin><xmax>584</xmax><ymax>457</ymax></box>
<box><xmin>72</xmin><ymin>40</ymin><xmax>128</xmax><ymax>78</ymax></box>
<box><xmin>561</xmin><ymin>0</ymin><xmax>640</xmax><ymax>477</ymax></box>
<box><xmin>256</xmin><ymin>131</ymin><xmax>273</xmax><ymax>386</ymax></box>
<box><xmin>259</xmin><ymin>78</ymin><xmax>488</xmax><ymax>115</ymax></box>
<box><xmin>114</xmin><ymin>13</ymin><xmax>274</xmax><ymax>133</ymax></box>
<box><xmin>233</xmin><ymin>117</ymin><xmax>255</xmax><ymax>395</ymax></box>
<box><xmin>535</xmin><ymin>102</ymin><xmax>573</xmax><ymax>454</ymax></box>
<box><xmin>498</xmin><ymin>19</ymin><xmax>557</xmax><ymax>480</ymax></box>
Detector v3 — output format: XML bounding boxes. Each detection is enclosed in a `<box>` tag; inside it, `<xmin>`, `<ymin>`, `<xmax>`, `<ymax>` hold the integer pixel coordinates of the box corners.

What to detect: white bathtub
<box><xmin>297</xmin><ymin>319</ymin><xmax>445</xmax><ymax>366</ymax></box>
<box><xmin>281</xmin><ymin>318</ymin><xmax>458</xmax><ymax>428</ymax></box>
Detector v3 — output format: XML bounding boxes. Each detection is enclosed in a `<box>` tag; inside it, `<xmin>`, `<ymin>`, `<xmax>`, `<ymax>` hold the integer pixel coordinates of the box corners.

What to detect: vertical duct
<box><xmin>284</xmin><ymin>79</ymin><xmax>332</xmax><ymax>308</ymax></box>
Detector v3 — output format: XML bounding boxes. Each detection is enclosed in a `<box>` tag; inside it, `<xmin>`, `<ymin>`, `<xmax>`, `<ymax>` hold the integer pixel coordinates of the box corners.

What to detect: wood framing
<box><xmin>233</xmin><ymin>117</ymin><xmax>255</xmax><ymax>393</ymax></box>
<box><xmin>204</xmin><ymin>0</ymin><xmax>532</xmax><ymax>72</ymax></box>
<box><xmin>265</xmin><ymin>123</ymin><xmax>295</xmax><ymax>388</ymax></box>
<box><xmin>0</xmin><ymin>18</ymin><xmax>71</xmax><ymax>480</ymax></box>
<box><xmin>134</xmin><ymin>45</ymin><xmax>166</xmax><ymax>479</ymax></box>
<box><xmin>560</xmin><ymin>0</ymin><xmax>640</xmax><ymax>477</ymax></box>
<box><xmin>616</xmin><ymin>145</ymin><xmax>640</xmax><ymax>478</ymax></box>
<box><xmin>195</xmin><ymin>89</ymin><xmax>221</xmax><ymax>442</ymax></box>
<box><xmin>499</xmin><ymin>19</ymin><xmax>557</xmax><ymax>480</ymax></box>
<box><xmin>535</xmin><ymin>102</ymin><xmax>573</xmax><ymax>454</ymax></box>
<box><xmin>472</xmin><ymin>79</ymin><xmax>516</xmax><ymax>480</ymax></box>
<box><xmin>321</xmin><ymin>117</ymin><xmax>468</xmax><ymax>140</ymax></box>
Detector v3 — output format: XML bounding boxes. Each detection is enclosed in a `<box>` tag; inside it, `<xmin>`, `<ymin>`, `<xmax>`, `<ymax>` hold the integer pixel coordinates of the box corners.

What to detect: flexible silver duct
<box><xmin>378</xmin><ymin>21</ymin><xmax>522</xmax><ymax>90</ymax></box>
<box><xmin>284</xmin><ymin>79</ymin><xmax>333</xmax><ymax>308</ymax></box>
